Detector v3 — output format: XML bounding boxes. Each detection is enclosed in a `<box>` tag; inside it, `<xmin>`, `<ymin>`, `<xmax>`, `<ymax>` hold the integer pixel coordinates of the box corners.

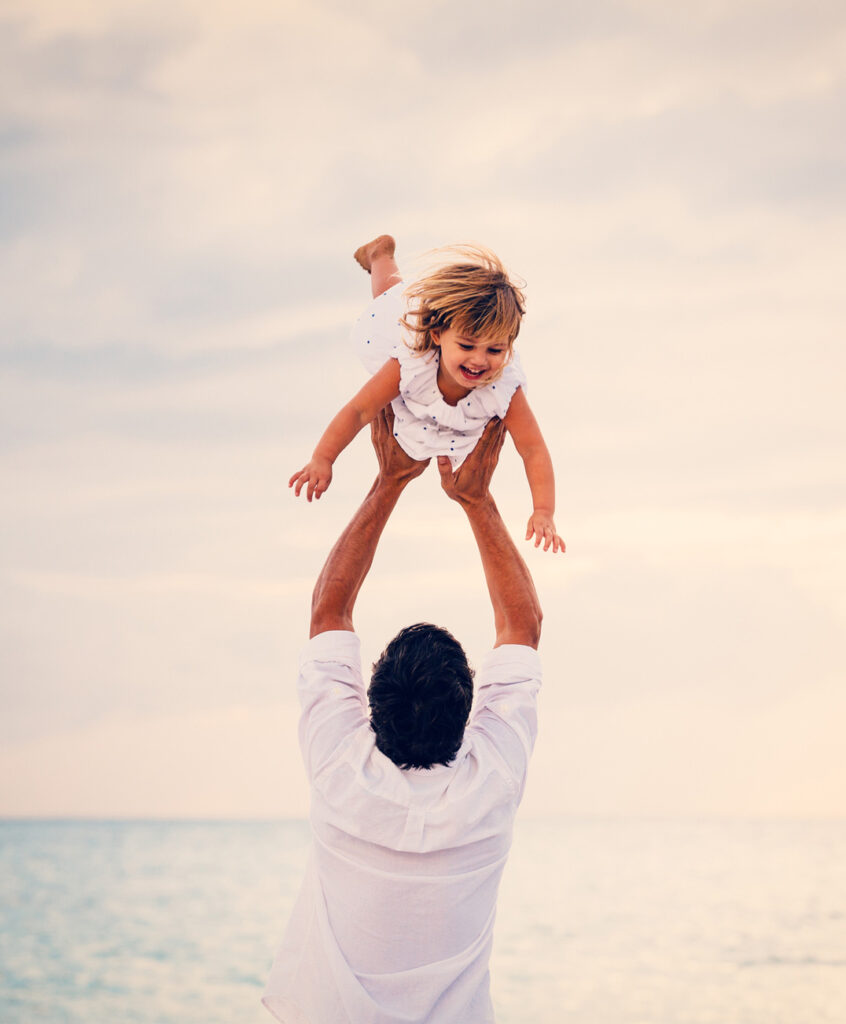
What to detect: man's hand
<box><xmin>371</xmin><ymin>406</ymin><xmax>430</xmax><ymax>485</ymax></box>
<box><xmin>437</xmin><ymin>417</ymin><xmax>506</xmax><ymax>506</ymax></box>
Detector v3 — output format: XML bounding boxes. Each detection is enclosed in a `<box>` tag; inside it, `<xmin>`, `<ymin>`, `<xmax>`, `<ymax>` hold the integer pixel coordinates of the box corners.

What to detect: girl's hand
<box><xmin>526</xmin><ymin>512</ymin><xmax>565</xmax><ymax>553</ymax></box>
<box><xmin>289</xmin><ymin>457</ymin><xmax>333</xmax><ymax>502</ymax></box>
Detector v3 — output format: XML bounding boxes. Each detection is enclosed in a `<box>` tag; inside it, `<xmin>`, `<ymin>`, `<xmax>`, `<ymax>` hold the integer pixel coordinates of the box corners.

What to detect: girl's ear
<box><xmin>431</xmin><ymin>330</ymin><xmax>441</xmax><ymax>347</ymax></box>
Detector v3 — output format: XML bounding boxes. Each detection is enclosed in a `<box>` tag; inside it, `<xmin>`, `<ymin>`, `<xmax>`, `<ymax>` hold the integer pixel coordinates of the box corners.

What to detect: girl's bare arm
<box><xmin>503</xmin><ymin>387</ymin><xmax>565</xmax><ymax>553</ymax></box>
<box><xmin>289</xmin><ymin>359</ymin><xmax>402</xmax><ymax>501</ymax></box>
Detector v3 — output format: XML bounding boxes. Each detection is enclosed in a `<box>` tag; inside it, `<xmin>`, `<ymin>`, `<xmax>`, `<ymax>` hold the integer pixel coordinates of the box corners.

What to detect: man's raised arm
<box><xmin>309</xmin><ymin>407</ymin><xmax>428</xmax><ymax>638</ymax></box>
<box><xmin>437</xmin><ymin>420</ymin><xmax>542</xmax><ymax>649</ymax></box>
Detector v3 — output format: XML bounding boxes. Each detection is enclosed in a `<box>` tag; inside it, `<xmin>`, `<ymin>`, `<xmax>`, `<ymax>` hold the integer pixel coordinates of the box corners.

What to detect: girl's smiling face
<box><xmin>433</xmin><ymin>326</ymin><xmax>510</xmax><ymax>401</ymax></box>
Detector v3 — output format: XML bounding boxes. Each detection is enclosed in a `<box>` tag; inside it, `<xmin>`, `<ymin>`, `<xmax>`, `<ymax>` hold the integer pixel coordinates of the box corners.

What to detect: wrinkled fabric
<box><xmin>263</xmin><ymin>631</ymin><xmax>542</xmax><ymax>1024</ymax></box>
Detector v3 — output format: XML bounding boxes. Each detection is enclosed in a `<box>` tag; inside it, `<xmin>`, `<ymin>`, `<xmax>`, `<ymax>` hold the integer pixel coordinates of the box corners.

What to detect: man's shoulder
<box><xmin>470</xmin><ymin>645</ymin><xmax>542</xmax><ymax>736</ymax></box>
<box><xmin>298</xmin><ymin>630</ymin><xmax>365</xmax><ymax>707</ymax></box>
<box><xmin>463</xmin><ymin>645</ymin><xmax>542</xmax><ymax>795</ymax></box>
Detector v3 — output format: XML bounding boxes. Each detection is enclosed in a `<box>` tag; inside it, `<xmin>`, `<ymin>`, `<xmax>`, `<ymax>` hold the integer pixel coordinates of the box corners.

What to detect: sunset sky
<box><xmin>2</xmin><ymin>0</ymin><xmax>844</xmax><ymax>819</ymax></box>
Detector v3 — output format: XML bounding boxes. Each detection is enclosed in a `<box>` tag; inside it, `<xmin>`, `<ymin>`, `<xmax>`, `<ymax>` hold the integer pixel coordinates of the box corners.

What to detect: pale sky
<box><xmin>1</xmin><ymin>0</ymin><xmax>844</xmax><ymax>819</ymax></box>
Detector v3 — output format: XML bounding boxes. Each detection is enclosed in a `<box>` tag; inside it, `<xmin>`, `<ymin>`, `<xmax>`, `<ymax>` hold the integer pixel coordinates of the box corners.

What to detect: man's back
<box><xmin>263</xmin><ymin>634</ymin><xmax>542</xmax><ymax>1024</ymax></box>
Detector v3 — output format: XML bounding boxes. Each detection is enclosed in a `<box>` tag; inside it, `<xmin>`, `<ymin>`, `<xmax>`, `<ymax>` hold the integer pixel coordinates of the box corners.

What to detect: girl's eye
<box><xmin>488</xmin><ymin>349</ymin><xmax>503</xmax><ymax>356</ymax></box>
<box><xmin>459</xmin><ymin>343</ymin><xmax>474</xmax><ymax>351</ymax></box>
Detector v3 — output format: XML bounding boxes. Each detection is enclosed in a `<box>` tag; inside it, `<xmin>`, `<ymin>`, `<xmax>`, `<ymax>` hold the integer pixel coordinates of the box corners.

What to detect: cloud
<box><xmin>2</xmin><ymin>0</ymin><xmax>845</xmax><ymax>817</ymax></box>
<box><xmin>0</xmin><ymin>701</ymin><xmax>309</xmax><ymax>818</ymax></box>
<box><xmin>524</xmin><ymin>669</ymin><xmax>846</xmax><ymax>818</ymax></box>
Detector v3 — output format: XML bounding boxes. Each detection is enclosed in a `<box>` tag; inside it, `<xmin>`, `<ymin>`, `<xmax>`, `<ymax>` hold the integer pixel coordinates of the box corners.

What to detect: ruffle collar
<box><xmin>395</xmin><ymin>347</ymin><xmax>524</xmax><ymax>428</ymax></box>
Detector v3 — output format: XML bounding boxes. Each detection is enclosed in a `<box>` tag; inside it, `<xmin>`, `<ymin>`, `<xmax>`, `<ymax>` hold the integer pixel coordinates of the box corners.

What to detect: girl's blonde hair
<box><xmin>401</xmin><ymin>245</ymin><xmax>526</xmax><ymax>355</ymax></box>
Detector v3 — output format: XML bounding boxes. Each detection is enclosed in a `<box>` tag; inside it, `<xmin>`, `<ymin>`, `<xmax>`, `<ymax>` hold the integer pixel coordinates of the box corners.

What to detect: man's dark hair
<box><xmin>368</xmin><ymin>623</ymin><xmax>474</xmax><ymax>770</ymax></box>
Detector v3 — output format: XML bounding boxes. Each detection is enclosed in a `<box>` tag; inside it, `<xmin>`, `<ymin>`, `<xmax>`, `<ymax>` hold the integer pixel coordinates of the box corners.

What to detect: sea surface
<box><xmin>1</xmin><ymin>818</ymin><xmax>844</xmax><ymax>1024</ymax></box>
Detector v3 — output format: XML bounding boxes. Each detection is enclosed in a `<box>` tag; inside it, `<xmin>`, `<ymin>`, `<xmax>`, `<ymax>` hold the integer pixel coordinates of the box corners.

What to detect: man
<box><xmin>263</xmin><ymin>407</ymin><xmax>543</xmax><ymax>1024</ymax></box>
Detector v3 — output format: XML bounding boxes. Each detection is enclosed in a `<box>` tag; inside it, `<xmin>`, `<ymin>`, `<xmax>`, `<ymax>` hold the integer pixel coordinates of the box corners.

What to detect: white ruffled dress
<box><xmin>351</xmin><ymin>281</ymin><xmax>527</xmax><ymax>470</ymax></box>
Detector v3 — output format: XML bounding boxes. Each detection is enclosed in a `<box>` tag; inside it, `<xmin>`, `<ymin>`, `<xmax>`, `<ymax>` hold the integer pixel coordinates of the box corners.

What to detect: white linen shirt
<box><xmin>262</xmin><ymin>630</ymin><xmax>542</xmax><ymax>1024</ymax></box>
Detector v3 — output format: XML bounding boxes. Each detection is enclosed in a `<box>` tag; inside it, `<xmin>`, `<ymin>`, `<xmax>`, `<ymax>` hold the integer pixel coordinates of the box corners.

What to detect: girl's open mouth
<box><xmin>460</xmin><ymin>366</ymin><xmax>485</xmax><ymax>380</ymax></box>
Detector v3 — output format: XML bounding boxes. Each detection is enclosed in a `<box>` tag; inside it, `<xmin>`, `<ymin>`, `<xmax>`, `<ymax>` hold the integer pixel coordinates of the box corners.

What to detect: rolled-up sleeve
<box><xmin>469</xmin><ymin>645</ymin><xmax>542</xmax><ymax>800</ymax></box>
<box><xmin>297</xmin><ymin>631</ymin><xmax>369</xmax><ymax>781</ymax></box>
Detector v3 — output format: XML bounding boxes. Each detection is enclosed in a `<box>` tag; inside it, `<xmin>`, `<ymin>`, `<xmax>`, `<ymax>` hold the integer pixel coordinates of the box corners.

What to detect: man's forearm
<box><xmin>464</xmin><ymin>495</ymin><xmax>542</xmax><ymax>648</ymax></box>
<box><xmin>309</xmin><ymin>476</ymin><xmax>407</xmax><ymax>637</ymax></box>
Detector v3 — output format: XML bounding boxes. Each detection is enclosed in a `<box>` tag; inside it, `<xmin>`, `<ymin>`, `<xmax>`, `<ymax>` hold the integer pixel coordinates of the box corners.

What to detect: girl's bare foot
<box><xmin>355</xmin><ymin>235</ymin><xmax>401</xmax><ymax>297</ymax></box>
<box><xmin>354</xmin><ymin>234</ymin><xmax>396</xmax><ymax>274</ymax></box>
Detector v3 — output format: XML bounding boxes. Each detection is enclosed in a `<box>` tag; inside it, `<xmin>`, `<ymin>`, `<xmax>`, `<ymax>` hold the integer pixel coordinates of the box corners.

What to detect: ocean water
<box><xmin>1</xmin><ymin>818</ymin><xmax>844</xmax><ymax>1024</ymax></box>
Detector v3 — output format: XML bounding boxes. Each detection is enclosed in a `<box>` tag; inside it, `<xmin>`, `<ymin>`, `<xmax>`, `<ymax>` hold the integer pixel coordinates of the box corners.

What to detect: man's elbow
<box><xmin>501</xmin><ymin>601</ymin><xmax>542</xmax><ymax>649</ymax></box>
<box><xmin>525</xmin><ymin>602</ymin><xmax>543</xmax><ymax>648</ymax></box>
<box><xmin>309</xmin><ymin>590</ymin><xmax>353</xmax><ymax>638</ymax></box>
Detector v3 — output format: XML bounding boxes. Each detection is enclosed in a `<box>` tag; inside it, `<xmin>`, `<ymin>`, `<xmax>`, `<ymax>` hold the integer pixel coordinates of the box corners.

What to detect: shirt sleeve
<box><xmin>468</xmin><ymin>644</ymin><xmax>542</xmax><ymax>801</ymax></box>
<box><xmin>297</xmin><ymin>631</ymin><xmax>369</xmax><ymax>782</ymax></box>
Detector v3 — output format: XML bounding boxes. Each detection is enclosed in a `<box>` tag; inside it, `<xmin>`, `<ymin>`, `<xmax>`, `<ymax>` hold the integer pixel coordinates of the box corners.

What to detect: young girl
<box><xmin>289</xmin><ymin>235</ymin><xmax>564</xmax><ymax>553</ymax></box>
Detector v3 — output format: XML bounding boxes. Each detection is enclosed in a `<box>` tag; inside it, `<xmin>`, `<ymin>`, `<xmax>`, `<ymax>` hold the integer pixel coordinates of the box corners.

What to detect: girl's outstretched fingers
<box><xmin>289</xmin><ymin>458</ymin><xmax>333</xmax><ymax>502</ymax></box>
<box><xmin>525</xmin><ymin>513</ymin><xmax>566</xmax><ymax>553</ymax></box>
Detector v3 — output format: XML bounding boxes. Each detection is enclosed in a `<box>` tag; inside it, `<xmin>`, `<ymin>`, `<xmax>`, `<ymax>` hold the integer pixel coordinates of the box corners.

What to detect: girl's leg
<box><xmin>354</xmin><ymin>234</ymin><xmax>402</xmax><ymax>298</ymax></box>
